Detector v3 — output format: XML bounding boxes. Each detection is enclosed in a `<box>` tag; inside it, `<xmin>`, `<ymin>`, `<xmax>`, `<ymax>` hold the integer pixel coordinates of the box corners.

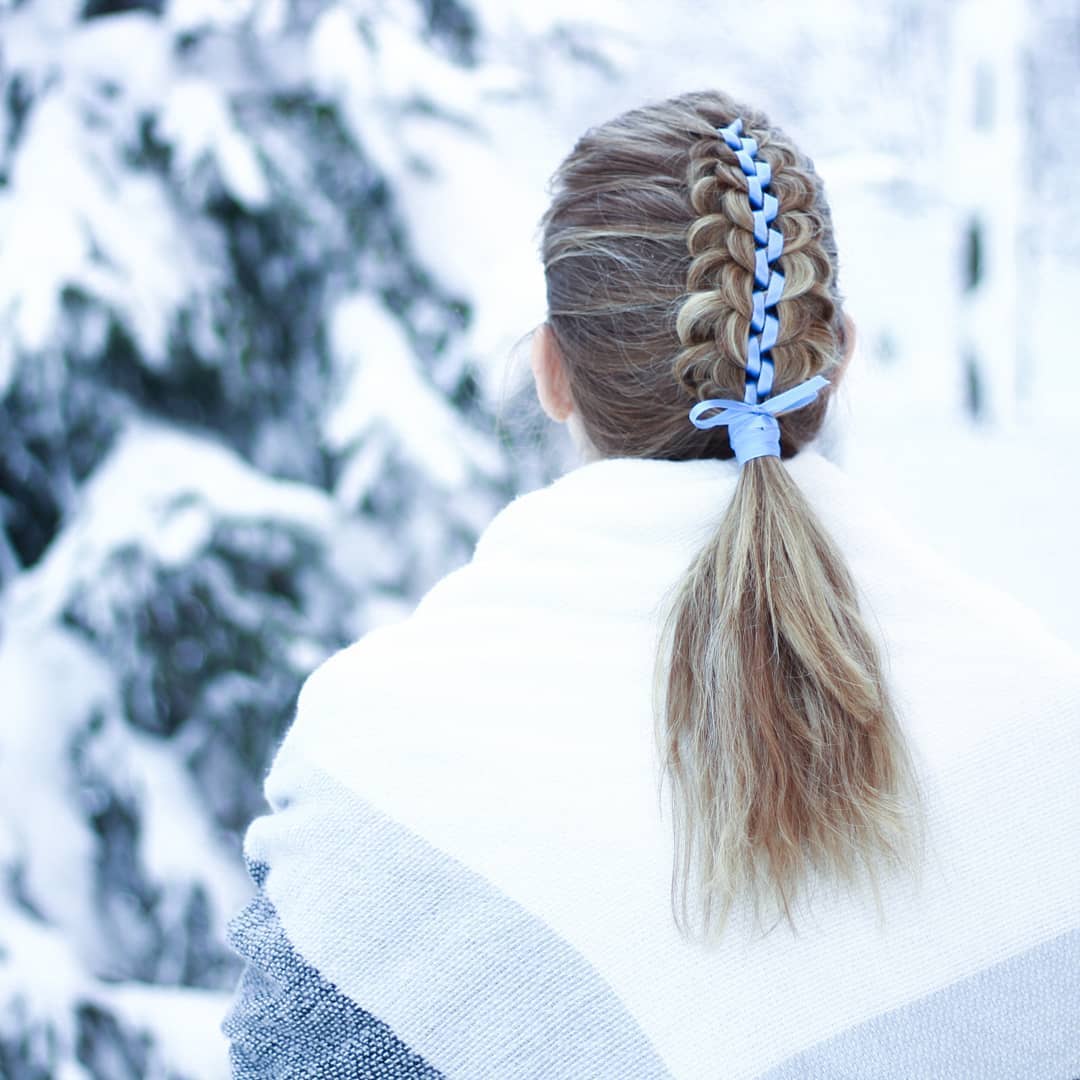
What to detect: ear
<box><xmin>530</xmin><ymin>323</ymin><xmax>575</xmax><ymax>423</ymax></box>
<box><xmin>835</xmin><ymin>313</ymin><xmax>857</xmax><ymax>382</ymax></box>
<box><xmin>842</xmin><ymin>313</ymin><xmax>857</xmax><ymax>361</ymax></box>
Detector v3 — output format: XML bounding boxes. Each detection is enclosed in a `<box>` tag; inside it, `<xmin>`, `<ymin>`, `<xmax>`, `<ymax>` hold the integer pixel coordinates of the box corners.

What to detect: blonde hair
<box><xmin>540</xmin><ymin>90</ymin><xmax>925</xmax><ymax>939</ymax></box>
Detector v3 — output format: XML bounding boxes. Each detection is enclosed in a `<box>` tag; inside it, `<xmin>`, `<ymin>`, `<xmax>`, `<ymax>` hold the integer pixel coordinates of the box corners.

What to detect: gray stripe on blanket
<box><xmin>242</xmin><ymin>762</ymin><xmax>673</xmax><ymax>1080</ymax></box>
<box><xmin>224</xmin><ymin>859</ymin><xmax>445</xmax><ymax>1079</ymax></box>
<box><xmin>760</xmin><ymin>926</ymin><xmax>1080</xmax><ymax>1080</ymax></box>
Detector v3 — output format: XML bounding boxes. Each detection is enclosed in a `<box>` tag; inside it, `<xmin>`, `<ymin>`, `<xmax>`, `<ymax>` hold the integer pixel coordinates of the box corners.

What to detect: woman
<box><xmin>221</xmin><ymin>90</ymin><xmax>1080</xmax><ymax>1079</ymax></box>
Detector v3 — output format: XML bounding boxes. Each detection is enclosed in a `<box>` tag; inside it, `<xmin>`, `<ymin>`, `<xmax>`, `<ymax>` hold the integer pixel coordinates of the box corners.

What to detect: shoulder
<box><xmin>788</xmin><ymin>451</ymin><xmax>1080</xmax><ymax>759</ymax></box>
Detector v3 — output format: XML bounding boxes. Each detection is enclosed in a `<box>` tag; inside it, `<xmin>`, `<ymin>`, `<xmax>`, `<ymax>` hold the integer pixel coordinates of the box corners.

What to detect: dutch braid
<box><xmin>675</xmin><ymin>110</ymin><xmax>844</xmax><ymax>418</ymax></box>
<box><xmin>540</xmin><ymin>90</ymin><xmax>925</xmax><ymax>939</ymax></box>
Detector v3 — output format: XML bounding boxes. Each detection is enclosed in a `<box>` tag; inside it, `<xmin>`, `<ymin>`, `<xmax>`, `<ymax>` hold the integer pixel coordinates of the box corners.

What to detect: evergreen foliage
<box><xmin>0</xmin><ymin>0</ymin><xmax>571</xmax><ymax>1073</ymax></box>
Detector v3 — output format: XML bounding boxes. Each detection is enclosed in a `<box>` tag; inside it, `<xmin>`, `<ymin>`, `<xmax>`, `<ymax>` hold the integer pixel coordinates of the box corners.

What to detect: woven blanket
<box><xmin>222</xmin><ymin>449</ymin><xmax>1080</xmax><ymax>1079</ymax></box>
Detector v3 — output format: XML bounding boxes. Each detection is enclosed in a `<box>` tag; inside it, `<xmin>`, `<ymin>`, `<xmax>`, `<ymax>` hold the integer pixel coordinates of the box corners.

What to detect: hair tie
<box><xmin>688</xmin><ymin>116</ymin><xmax>829</xmax><ymax>463</ymax></box>
<box><xmin>689</xmin><ymin>375</ymin><xmax>830</xmax><ymax>464</ymax></box>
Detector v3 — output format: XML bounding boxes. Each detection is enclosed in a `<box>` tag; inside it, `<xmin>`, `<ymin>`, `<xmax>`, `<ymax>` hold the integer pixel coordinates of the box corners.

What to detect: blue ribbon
<box><xmin>715</xmin><ymin>116</ymin><xmax>786</xmax><ymax>406</ymax></box>
<box><xmin>688</xmin><ymin>375</ymin><xmax>830</xmax><ymax>464</ymax></box>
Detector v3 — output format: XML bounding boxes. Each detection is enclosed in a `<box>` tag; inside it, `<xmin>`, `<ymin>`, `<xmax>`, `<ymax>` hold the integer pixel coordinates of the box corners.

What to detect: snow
<box><xmin>165</xmin><ymin>0</ymin><xmax>257</xmax><ymax>35</ymax></box>
<box><xmin>0</xmin><ymin>90</ymin><xmax>211</xmax><ymax>371</ymax></box>
<box><xmin>158</xmin><ymin>79</ymin><xmax>271</xmax><ymax>210</ymax></box>
<box><xmin>0</xmin><ymin>899</ymin><xmax>232</xmax><ymax>1077</ymax></box>
<box><xmin>372</xmin><ymin>17</ymin><xmax>483</xmax><ymax>114</ymax></box>
<box><xmin>470</xmin><ymin>0</ymin><xmax>634</xmax><ymax>37</ymax></box>
<box><xmin>840</xmin><ymin>385</ymin><xmax>1080</xmax><ymax>652</ymax></box>
<box><xmin>0</xmin><ymin>419</ymin><xmax>343</xmax><ymax>1070</ymax></box>
<box><xmin>93</xmin><ymin>723</ymin><xmax>252</xmax><ymax>925</ymax></box>
<box><xmin>0</xmin><ymin>905</ymin><xmax>88</xmax><ymax>1057</ymax></box>
<box><xmin>326</xmin><ymin>293</ymin><xmax>506</xmax><ymax>491</ymax></box>
<box><xmin>0</xmin><ymin>629</ymin><xmax>109</xmax><ymax>963</ymax></box>
<box><xmin>307</xmin><ymin>5</ymin><xmax>412</xmax><ymax>190</ymax></box>
<box><xmin>5</xmin><ymin>422</ymin><xmax>339</xmax><ymax>627</ymax></box>
<box><xmin>62</xmin><ymin>12</ymin><xmax>171</xmax><ymax>111</ymax></box>
<box><xmin>386</xmin><ymin>106</ymin><xmax>552</xmax><ymax>366</ymax></box>
<box><xmin>106</xmin><ymin>982</ymin><xmax>233</xmax><ymax>1079</ymax></box>
<box><xmin>0</xmin><ymin>95</ymin><xmax>92</xmax><ymax>359</ymax></box>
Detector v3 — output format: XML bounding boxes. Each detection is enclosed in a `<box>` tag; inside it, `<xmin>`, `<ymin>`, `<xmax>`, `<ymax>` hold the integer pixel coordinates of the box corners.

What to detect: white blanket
<box><xmin>224</xmin><ymin>449</ymin><xmax>1080</xmax><ymax>1080</ymax></box>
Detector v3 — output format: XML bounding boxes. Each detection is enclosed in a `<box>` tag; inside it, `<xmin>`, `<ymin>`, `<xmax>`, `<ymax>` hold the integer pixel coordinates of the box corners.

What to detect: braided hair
<box><xmin>540</xmin><ymin>90</ymin><xmax>925</xmax><ymax>938</ymax></box>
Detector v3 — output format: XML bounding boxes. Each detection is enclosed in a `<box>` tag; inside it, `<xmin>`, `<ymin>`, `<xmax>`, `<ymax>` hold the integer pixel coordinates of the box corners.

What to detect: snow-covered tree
<box><xmin>0</xmin><ymin>0</ymin><xmax>604</xmax><ymax>1074</ymax></box>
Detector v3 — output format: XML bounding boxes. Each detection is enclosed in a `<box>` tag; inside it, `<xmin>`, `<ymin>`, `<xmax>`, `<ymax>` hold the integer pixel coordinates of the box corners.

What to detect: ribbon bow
<box><xmin>688</xmin><ymin>375</ymin><xmax>830</xmax><ymax>464</ymax></box>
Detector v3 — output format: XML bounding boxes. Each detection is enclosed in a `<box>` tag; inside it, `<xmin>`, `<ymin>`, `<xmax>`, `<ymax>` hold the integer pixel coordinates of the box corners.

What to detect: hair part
<box><xmin>540</xmin><ymin>89</ymin><xmax>926</xmax><ymax>938</ymax></box>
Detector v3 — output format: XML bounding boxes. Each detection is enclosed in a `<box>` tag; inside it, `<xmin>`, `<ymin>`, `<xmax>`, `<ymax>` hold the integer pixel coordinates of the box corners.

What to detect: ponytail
<box><xmin>656</xmin><ymin>455</ymin><xmax>925</xmax><ymax>938</ymax></box>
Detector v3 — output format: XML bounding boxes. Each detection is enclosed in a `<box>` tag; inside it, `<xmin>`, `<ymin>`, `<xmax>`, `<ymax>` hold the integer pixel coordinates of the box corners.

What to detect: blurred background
<box><xmin>0</xmin><ymin>0</ymin><xmax>1077</xmax><ymax>1076</ymax></box>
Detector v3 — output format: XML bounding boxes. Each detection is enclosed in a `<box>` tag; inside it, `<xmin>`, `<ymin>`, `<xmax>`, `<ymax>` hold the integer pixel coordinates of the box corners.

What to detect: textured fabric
<box><xmin>223</xmin><ymin>860</ymin><xmax>443</xmax><ymax>1080</ymax></box>
<box><xmin>758</xmin><ymin>927</ymin><xmax>1080</xmax><ymax>1079</ymax></box>
<box><xmin>236</xmin><ymin>767</ymin><xmax>672</xmax><ymax>1079</ymax></box>
<box><xmin>223</xmin><ymin>449</ymin><xmax>1080</xmax><ymax>1079</ymax></box>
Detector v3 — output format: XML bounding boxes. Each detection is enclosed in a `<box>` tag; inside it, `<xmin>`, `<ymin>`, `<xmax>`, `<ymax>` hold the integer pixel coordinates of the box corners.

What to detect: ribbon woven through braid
<box><xmin>686</xmin><ymin>116</ymin><xmax>830</xmax><ymax>464</ymax></box>
<box><xmin>718</xmin><ymin>116</ymin><xmax>784</xmax><ymax>405</ymax></box>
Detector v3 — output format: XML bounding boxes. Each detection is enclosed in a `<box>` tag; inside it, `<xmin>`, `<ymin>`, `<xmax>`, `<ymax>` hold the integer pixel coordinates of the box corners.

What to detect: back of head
<box><xmin>540</xmin><ymin>90</ymin><xmax>925</xmax><ymax>939</ymax></box>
